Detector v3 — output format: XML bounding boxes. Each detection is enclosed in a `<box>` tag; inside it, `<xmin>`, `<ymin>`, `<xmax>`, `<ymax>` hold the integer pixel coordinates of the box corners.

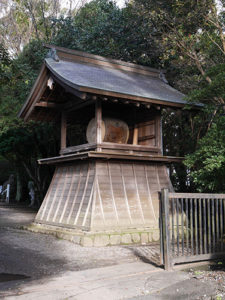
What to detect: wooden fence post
<box><xmin>161</xmin><ymin>188</ymin><xmax>172</xmax><ymax>270</ymax></box>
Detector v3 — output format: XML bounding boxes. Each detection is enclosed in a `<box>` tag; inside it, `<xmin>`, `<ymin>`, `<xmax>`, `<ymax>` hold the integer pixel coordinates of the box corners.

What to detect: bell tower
<box><xmin>19</xmin><ymin>45</ymin><xmax>185</xmax><ymax>246</ymax></box>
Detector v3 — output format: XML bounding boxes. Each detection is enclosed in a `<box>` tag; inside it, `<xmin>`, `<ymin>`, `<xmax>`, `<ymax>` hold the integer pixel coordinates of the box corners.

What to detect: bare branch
<box><xmin>206</xmin><ymin>31</ymin><xmax>225</xmax><ymax>55</ymax></box>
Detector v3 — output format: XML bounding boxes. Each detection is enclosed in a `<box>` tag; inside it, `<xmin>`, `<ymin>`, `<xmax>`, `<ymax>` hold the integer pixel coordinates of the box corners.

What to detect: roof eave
<box><xmin>18</xmin><ymin>63</ymin><xmax>48</xmax><ymax>120</ymax></box>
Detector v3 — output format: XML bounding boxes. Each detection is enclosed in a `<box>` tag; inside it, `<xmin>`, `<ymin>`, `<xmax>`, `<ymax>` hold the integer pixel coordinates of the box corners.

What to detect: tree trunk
<box><xmin>15</xmin><ymin>172</ymin><xmax>22</xmax><ymax>202</ymax></box>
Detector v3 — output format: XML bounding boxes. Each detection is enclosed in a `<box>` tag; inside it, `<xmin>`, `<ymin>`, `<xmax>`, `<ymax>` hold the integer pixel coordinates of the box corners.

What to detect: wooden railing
<box><xmin>160</xmin><ymin>189</ymin><xmax>225</xmax><ymax>270</ymax></box>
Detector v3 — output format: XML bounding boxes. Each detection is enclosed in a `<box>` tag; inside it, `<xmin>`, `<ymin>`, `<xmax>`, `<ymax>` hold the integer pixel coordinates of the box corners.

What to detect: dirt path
<box><xmin>0</xmin><ymin>206</ymin><xmax>160</xmax><ymax>294</ymax></box>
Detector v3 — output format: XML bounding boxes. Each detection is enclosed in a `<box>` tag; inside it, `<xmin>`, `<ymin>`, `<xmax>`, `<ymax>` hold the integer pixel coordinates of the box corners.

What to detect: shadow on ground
<box><xmin>0</xmin><ymin>206</ymin><xmax>162</xmax><ymax>295</ymax></box>
<box><xmin>127</xmin><ymin>244</ymin><xmax>162</xmax><ymax>268</ymax></box>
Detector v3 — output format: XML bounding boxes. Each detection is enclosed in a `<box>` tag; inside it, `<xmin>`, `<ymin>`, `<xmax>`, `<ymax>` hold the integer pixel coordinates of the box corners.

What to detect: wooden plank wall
<box><xmin>138</xmin><ymin>120</ymin><xmax>156</xmax><ymax>146</ymax></box>
<box><xmin>35</xmin><ymin>162</ymin><xmax>95</xmax><ymax>229</ymax></box>
<box><xmin>35</xmin><ymin>160</ymin><xmax>173</xmax><ymax>231</ymax></box>
<box><xmin>92</xmin><ymin>161</ymin><xmax>172</xmax><ymax>230</ymax></box>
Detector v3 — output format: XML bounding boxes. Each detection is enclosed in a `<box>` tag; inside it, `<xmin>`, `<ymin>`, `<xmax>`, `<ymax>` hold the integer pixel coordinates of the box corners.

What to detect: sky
<box><xmin>115</xmin><ymin>0</ymin><xmax>126</xmax><ymax>7</ymax></box>
<box><xmin>62</xmin><ymin>0</ymin><xmax>126</xmax><ymax>10</ymax></box>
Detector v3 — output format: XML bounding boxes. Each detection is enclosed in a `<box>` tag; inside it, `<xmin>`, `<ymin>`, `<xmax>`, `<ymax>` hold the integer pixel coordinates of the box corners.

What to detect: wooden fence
<box><xmin>160</xmin><ymin>189</ymin><xmax>225</xmax><ymax>270</ymax></box>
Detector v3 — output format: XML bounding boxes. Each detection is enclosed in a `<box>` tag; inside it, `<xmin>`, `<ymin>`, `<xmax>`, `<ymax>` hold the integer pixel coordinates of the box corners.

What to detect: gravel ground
<box><xmin>0</xmin><ymin>227</ymin><xmax>140</xmax><ymax>278</ymax></box>
<box><xmin>0</xmin><ymin>206</ymin><xmax>160</xmax><ymax>293</ymax></box>
<box><xmin>188</xmin><ymin>263</ymin><xmax>225</xmax><ymax>300</ymax></box>
<box><xmin>1</xmin><ymin>205</ymin><xmax>225</xmax><ymax>300</ymax></box>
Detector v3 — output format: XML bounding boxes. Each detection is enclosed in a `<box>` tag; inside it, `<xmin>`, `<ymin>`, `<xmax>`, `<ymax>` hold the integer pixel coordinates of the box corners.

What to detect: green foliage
<box><xmin>0</xmin><ymin>40</ymin><xmax>51</xmax><ymax>199</ymax></box>
<box><xmin>0</xmin><ymin>119</ymin><xmax>59</xmax><ymax>197</ymax></box>
<box><xmin>0</xmin><ymin>40</ymin><xmax>46</xmax><ymax>120</ymax></box>
<box><xmin>0</xmin><ymin>119</ymin><xmax>55</xmax><ymax>158</ymax></box>
<box><xmin>52</xmin><ymin>0</ymin><xmax>162</xmax><ymax>66</ymax></box>
<box><xmin>185</xmin><ymin>116</ymin><xmax>225</xmax><ymax>192</ymax></box>
<box><xmin>0</xmin><ymin>43</ymin><xmax>11</xmax><ymax>83</ymax></box>
<box><xmin>18</xmin><ymin>39</ymin><xmax>47</xmax><ymax>71</ymax></box>
<box><xmin>0</xmin><ymin>158</ymin><xmax>14</xmax><ymax>183</ymax></box>
<box><xmin>187</xmin><ymin>64</ymin><xmax>225</xmax><ymax>104</ymax></box>
<box><xmin>162</xmin><ymin>108</ymin><xmax>208</xmax><ymax>191</ymax></box>
<box><xmin>0</xmin><ymin>0</ymin><xmax>225</xmax><ymax>195</ymax></box>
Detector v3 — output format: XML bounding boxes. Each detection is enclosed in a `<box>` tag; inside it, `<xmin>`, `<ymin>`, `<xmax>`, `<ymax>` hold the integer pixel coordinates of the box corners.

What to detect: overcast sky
<box><xmin>62</xmin><ymin>0</ymin><xmax>126</xmax><ymax>9</ymax></box>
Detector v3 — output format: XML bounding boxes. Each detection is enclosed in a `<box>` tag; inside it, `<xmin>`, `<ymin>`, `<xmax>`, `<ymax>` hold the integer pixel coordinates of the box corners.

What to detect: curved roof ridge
<box><xmin>44</xmin><ymin>44</ymin><xmax>164</xmax><ymax>76</ymax></box>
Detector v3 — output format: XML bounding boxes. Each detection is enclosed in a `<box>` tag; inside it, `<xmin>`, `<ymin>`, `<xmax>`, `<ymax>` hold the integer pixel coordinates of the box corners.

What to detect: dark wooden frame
<box><xmin>38</xmin><ymin>152</ymin><xmax>183</xmax><ymax>165</ymax></box>
<box><xmin>59</xmin><ymin>96</ymin><xmax>163</xmax><ymax>155</ymax></box>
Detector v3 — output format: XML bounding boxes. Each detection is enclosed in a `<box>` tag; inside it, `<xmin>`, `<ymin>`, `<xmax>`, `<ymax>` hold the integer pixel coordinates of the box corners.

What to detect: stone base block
<box><xmin>23</xmin><ymin>222</ymin><xmax>160</xmax><ymax>247</ymax></box>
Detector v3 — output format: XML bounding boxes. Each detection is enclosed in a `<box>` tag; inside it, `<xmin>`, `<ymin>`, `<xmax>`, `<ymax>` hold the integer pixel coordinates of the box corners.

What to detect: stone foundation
<box><xmin>23</xmin><ymin>222</ymin><xmax>160</xmax><ymax>247</ymax></box>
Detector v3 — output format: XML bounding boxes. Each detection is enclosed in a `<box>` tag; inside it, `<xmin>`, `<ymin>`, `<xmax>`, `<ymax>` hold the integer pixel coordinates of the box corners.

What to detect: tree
<box><xmin>185</xmin><ymin>115</ymin><xmax>225</xmax><ymax>192</ymax></box>
<box><xmin>0</xmin><ymin>40</ymin><xmax>47</xmax><ymax>121</ymax></box>
<box><xmin>0</xmin><ymin>40</ymin><xmax>52</xmax><ymax>201</ymax></box>
<box><xmin>52</xmin><ymin>0</ymin><xmax>162</xmax><ymax>66</ymax></box>
<box><xmin>1</xmin><ymin>0</ymin><xmax>225</xmax><ymax>195</ymax></box>
<box><xmin>130</xmin><ymin>0</ymin><xmax>225</xmax><ymax>192</ymax></box>
<box><xmin>0</xmin><ymin>0</ymin><xmax>89</xmax><ymax>56</ymax></box>
<box><xmin>0</xmin><ymin>119</ymin><xmax>59</xmax><ymax>200</ymax></box>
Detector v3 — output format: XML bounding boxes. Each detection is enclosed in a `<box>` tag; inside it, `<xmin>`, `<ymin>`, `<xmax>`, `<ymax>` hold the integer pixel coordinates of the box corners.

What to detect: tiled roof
<box><xmin>45</xmin><ymin>57</ymin><xmax>186</xmax><ymax>105</ymax></box>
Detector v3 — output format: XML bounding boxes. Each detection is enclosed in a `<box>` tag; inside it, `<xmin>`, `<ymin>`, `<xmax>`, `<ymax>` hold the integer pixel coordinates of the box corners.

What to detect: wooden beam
<box><xmin>23</xmin><ymin>67</ymin><xmax>49</xmax><ymax>121</ymax></box>
<box><xmin>79</xmin><ymin>86</ymin><xmax>185</xmax><ymax>108</ymax></box>
<box><xmin>61</xmin><ymin>112</ymin><xmax>67</xmax><ymax>150</ymax></box>
<box><xmin>169</xmin><ymin>192</ymin><xmax>225</xmax><ymax>199</ymax></box>
<box><xmin>60</xmin><ymin>143</ymin><xmax>97</xmax><ymax>155</ymax></box>
<box><xmin>35</xmin><ymin>102</ymin><xmax>63</xmax><ymax>109</ymax></box>
<box><xmin>38</xmin><ymin>151</ymin><xmax>184</xmax><ymax>165</ymax></box>
<box><xmin>138</xmin><ymin>135</ymin><xmax>155</xmax><ymax>142</ymax></box>
<box><xmin>64</xmin><ymin>99</ymin><xmax>94</xmax><ymax>112</ymax></box>
<box><xmin>18</xmin><ymin>64</ymin><xmax>47</xmax><ymax>120</ymax></box>
<box><xmin>59</xmin><ymin>142</ymin><xmax>161</xmax><ymax>156</ymax></box>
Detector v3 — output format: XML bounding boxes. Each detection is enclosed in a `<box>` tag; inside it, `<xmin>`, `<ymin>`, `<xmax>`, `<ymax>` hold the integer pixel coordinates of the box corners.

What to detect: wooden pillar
<box><xmin>95</xmin><ymin>100</ymin><xmax>102</xmax><ymax>150</ymax></box>
<box><xmin>161</xmin><ymin>188</ymin><xmax>172</xmax><ymax>271</ymax></box>
<box><xmin>155</xmin><ymin>113</ymin><xmax>162</xmax><ymax>153</ymax></box>
<box><xmin>132</xmin><ymin>125</ymin><xmax>138</xmax><ymax>145</ymax></box>
<box><xmin>61</xmin><ymin>111</ymin><xmax>67</xmax><ymax>150</ymax></box>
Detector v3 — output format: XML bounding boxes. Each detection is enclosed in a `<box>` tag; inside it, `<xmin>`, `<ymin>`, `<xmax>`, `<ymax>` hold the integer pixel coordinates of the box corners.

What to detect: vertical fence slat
<box><xmin>172</xmin><ymin>199</ymin><xmax>175</xmax><ymax>255</ymax></box>
<box><xmin>220</xmin><ymin>199</ymin><xmax>223</xmax><ymax>251</ymax></box>
<box><xmin>212</xmin><ymin>199</ymin><xmax>216</xmax><ymax>252</ymax></box>
<box><xmin>222</xmin><ymin>199</ymin><xmax>225</xmax><ymax>249</ymax></box>
<box><xmin>216</xmin><ymin>199</ymin><xmax>219</xmax><ymax>252</ymax></box>
<box><xmin>185</xmin><ymin>198</ymin><xmax>189</xmax><ymax>255</ymax></box>
<box><xmin>194</xmin><ymin>198</ymin><xmax>198</xmax><ymax>255</ymax></box>
<box><xmin>207</xmin><ymin>199</ymin><xmax>211</xmax><ymax>253</ymax></box>
<box><xmin>181</xmin><ymin>198</ymin><xmax>184</xmax><ymax>255</ymax></box>
<box><xmin>203</xmin><ymin>199</ymin><xmax>207</xmax><ymax>253</ymax></box>
<box><xmin>176</xmin><ymin>198</ymin><xmax>179</xmax><ymax>256</ymax></box>
<box><xmin>159</xmin><ymin>197</ymin><xmax>164</xmax><ymax>265</ymax></box>
<box><xmin>190</xmin><ymin>199</ymin><xmax>194</xmax><ymax>255</ymax></box>
<box><xmin>199</xmin><ymin>198</ymin><xmax>203</xmax><ymax>254</ymax></box>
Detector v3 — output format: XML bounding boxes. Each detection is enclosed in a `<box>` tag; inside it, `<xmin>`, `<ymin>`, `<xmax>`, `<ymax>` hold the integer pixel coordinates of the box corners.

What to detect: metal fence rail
<box><xmin>160</xmin><ymin>189</ymin><xmax>225</xmax><ymax>270</ymax></box>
